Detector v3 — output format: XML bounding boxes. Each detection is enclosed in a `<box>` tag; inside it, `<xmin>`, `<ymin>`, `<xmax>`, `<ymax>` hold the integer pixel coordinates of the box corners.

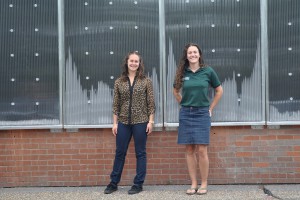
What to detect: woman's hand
<box><xmin>112</xmin><ymin>123</ymin><xmax>118</xmax><ymax>136</ymax></box>
<box><xmin>146</xmin><ymin>122</ymin><xmax>153</xmax><ymax>135</ymax></box>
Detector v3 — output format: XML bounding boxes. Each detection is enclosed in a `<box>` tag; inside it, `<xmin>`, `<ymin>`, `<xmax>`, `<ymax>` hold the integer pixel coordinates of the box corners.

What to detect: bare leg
<box><xmin>185</xmin><ymin>144</ymin><xmax>198</xmax><ymax>192</ymax></box>
<box><xmin>197</xmin><ymin>144</ymin><xmax>209</xmax><ymax>193</ymax></box>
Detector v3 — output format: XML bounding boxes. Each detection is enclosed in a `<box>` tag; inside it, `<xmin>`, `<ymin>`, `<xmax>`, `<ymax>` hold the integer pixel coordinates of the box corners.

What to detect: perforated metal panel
<box><xmin>268</xmin><ymin>0</ymin><xmax>300</xmax><ymax>123</ymax></box>
<box><xmin>64</xmin><ymin>0</ymin><xmax>161</xmax><ymax>127</ymax></box>
<box><xmin>0</xmin><ymin>0</ymin><xmax>60</xmax><ymax>127</ymax></box>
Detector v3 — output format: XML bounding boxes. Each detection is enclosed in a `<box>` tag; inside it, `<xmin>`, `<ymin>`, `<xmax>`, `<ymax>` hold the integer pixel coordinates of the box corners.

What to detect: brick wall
<box><xmin>0</xmin><ymin>126</ymin><xmax>299</xmax><ymax>187</ymax></box>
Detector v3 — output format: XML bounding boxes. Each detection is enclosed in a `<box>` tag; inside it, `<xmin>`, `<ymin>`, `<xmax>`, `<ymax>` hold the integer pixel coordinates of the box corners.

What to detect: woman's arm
<box><xmin>146</xmin><ymin>113</ymin><xmax>155</xmax><ymax>135</ymax></box>
<box><xmin>146</xmin><ymin>78</ymin><xmax>155</xmax><ymax>135</ymax></box>
<box><xmin>146</xmin><ymin>79</ymin><xmax>155</xmax><ymax>116</ymax></box>
<box><xmin>112</xmin><ymin>80</ymin><xmax>120</xmax><ymax>136</ymax></box>
<box><xmin>209</xmin><ymin>85</ymin><xmax>223</xmax><ymax>116</ymax></box>
<box><xmin>112</xmin><ymin>114</ymin><xmax>118</xmax><ymax>136</ymax></box>
<box><xmin>173</xmin><ymin>88</ymin><xmax>182</xmax><ymax>103</ymax></box>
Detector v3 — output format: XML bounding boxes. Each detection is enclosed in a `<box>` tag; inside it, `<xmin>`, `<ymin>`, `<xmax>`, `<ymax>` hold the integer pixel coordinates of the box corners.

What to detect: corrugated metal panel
<box><xmin>165</xmin><ymin>0</ymin><xmax>263</xmax><ymax>123</ymax></box>
<box><xmin>64</xmin><ymin>0</ymin><xmax>161</xmax><ymax>126</ymax></box>
<box><xmin>0</xmin><ymin>0</ymin><xmax>60</xmax><ymax>127</ymax></box>
<box><xmin>1</xmin><ymin>0</ymin><xmax>299</xmax><ymax>128</ymax></box>
<box><xmin>268</xmin><ymin>0</ymin><xmax>300</xmax><ymax>122</ymax></box>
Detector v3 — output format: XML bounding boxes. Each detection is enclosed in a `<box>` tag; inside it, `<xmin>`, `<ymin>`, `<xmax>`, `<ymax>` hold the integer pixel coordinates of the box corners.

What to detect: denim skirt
<box><xmin>178</xmin><ymin>106</ymin><xmax>211</xmax><ymax>145</ymax></box>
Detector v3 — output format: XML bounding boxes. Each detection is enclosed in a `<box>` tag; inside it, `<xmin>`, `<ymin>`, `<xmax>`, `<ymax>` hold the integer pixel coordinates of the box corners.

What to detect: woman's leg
<box><xmin>185</xmin><ymin>144</ymin><xmax>198</xmax><ymax>191</ymax></box>
<box><xmin>132</xmin><ymin>122</ymin><xmax>148</xmax><ymax>186</ymax></box>
<box><xmin>197</xmin><ymin>144</ymin><xmax>209</xmax><ymax>192</ymax></box>
<box><xmin>110</xmin><ymin>122</ymin><xmax>132</xmax><ymax>184</ymax></box>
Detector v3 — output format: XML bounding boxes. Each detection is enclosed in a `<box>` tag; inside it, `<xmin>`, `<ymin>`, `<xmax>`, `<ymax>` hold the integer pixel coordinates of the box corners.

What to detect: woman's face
<box><xmin>186</xmin><ymin>46</ymin><xmax>200</xmax><ymax>65</ymax></box>
<box><xmin>127</xmin><ymin>54</ymin><xmax>140</xmax><ymax>73</ymax></box>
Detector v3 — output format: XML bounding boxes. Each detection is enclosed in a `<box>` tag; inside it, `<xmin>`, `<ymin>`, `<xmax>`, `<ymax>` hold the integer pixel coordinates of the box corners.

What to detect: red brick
<box><xmin>287</xmin><ymin>151</ymin><xmax>300</xmax><ymax>156</ymax></box>
<box><xmin>72</xmin><ymin>143</ymin><xmax>88</xmax><ymax>149</ymax></box>
<box><xmin>294</xmin><ymin>157</ymin><xmax>300</xmax><ymax>162</ymax></box>
<box><xmin>95</xmin><ymin>159</ymin><xmax>113</xmax><ymax>165</ymax></box>
<box><xmin>55</xmin><ymin>166</ymin><xmax>72</xmax><ymax>171</ymax></box>
<box><xmin>253</xmin><ymin>152</ymin><xmax>269</xmax><ymax>157</ymax></box>
<box><xmin>31</xmin><ymin>138</ymin><xmax>47</xmax><ymax>144</ymax></box>
<box><xmin>252</xmin><ymin>173</ymin><xmax>270</xmax><ymax>178</ymax></box>
<box><xmin>79</xmin><ymin>149</ymin><xmax>96</xmax><ymax>154</ymax></box>
<box><xmin>244</xmin><ymin>136</ymin><xmax>259</xmax><ymax>140</ymax></box>
<box><xmin>63</xmin><ymin>160</ymin><xmax>80</xmax><ymax>165</ymax></box>
<box><xmin>39</xmin><ymin>144</ymin><xmax>55</xmax><ymax>149</ymax></box>
<box><xmin>235</xmin><ymin>141</ymin><xmax>251</xmax><ymax>146</ymax></box>
<box><xmin>55</xmin><ymin>155</ymin><xmax>72</xmax><ymax>160</ymax></box>
<box><xmin>40</xmin><ymin>166</ymin><xmax>55</xmax><ymax>171</ymax></box>
<box><xmin>63</xmin><ymin>149</ymin><xmax>79</xmax><ymax>154</ymax></box>
<box><xmin>32</xmin><ymin>171</ymin><xmax>48</xmax><ymax>176</ymax></box>
<box><xmin>48</xmin><ymin>160</ymin><xmax>64</xmax><ymax>165</ymax></box>
<box><xmin>80</xmin><ymin>160</ymin><xmax>96</xmax><ymax>165</ymax></box>
<box><xmin>54</xmin><ymin>144</ymin><xmax>72</xmax><ymax>149</ymax></box>
<box><xmin>270</xmin><ymin>174</ymin><xmax>287</xmax><ymax>178</ymax></box>
<box><xmin>253</xmin><ymin>162</ymin><xmax>269</xmax><ymax>168</ymax></box>
<box><xmin>260</xmin><ymin>135</ymin><xmax>276</xmax><ymax>140</ymax></box>
<box><xmin>61</xmin><ymin>138</ymin><xmax>79</xmax><ymax>143</ymax></box>
<box><xmin>236</xmin><ymin>152</ymin><xmax>252</xmax><ymax>157</ymax></box>
<box><xmin>72</xmin><ymin>154</ymin><xmax>88</xmax><ymax>160</ymax></box>
<box><xmin>277</xmin><ymin>157</ymin><xmax>293</xmax><ymax>162</ymax></box>
<box><xmin>39</xmin><ymin>155</ymin><xmax>55</xmax><ymax>160</ymax></box>
<box><xmin>294</xmin><ymin>146</ymin><xmax>300</xmax><ymax>151</ymax></box>
<box><xmin>277</xmin><ymin>135</ymin><xmax>294</xmax><ymax>140</ymax></box>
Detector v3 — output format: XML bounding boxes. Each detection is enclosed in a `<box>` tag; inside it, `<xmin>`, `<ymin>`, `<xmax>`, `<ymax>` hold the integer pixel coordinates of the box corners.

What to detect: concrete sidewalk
<box><xmin>0</xmin><ymin>184</ymin><xmax>299</xmax><ymax>200</ymax></box>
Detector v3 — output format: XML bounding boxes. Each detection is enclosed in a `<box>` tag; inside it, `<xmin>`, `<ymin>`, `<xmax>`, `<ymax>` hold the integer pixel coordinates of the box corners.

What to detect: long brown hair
<box><xmin>120</xmin><ymin>51</ymin><xmax>145</xmax><ymax>81</ymax></box>
<box><xmin>173</xmin><ymin>43</ymin><xmax>205</xmax><ymax>90</ymax></box>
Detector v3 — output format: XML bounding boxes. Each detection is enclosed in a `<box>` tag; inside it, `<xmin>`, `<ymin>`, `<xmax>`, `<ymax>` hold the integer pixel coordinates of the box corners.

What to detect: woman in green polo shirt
<box><xmin>173</xmin><ymin>43</ymin><xmax>223</xmax><ymax>195</ymax></box>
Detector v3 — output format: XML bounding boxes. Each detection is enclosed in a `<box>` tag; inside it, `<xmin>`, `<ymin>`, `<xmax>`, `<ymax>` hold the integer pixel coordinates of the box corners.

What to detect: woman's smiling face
<box><xmin>186</xmin><ymin>46</ymin><xmax>200</xmax><ymax>65</ymax></box>
<box><xmin>127</xmin><ymin>54</ymin><xmax>140</xmax><ymax>73</ymax></box>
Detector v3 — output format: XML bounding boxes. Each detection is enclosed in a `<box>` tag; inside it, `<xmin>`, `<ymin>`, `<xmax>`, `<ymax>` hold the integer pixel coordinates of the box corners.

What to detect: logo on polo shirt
<box><xmin>183</xmin><ymin>77</ymin><xmax>190</xmax><ymax>81</ymax></box>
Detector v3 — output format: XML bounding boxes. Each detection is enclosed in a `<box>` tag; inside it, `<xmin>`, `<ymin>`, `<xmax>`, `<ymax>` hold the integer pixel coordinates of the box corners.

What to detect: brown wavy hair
<box><xmin>173</xmin><ymin>43</ymin><xmax>205</xmax><ymax>90</ymax></box>
<box><xmin>120</xmin><ymin>51</ymin><xmax>145</xmax><ymax>81</ymax></box>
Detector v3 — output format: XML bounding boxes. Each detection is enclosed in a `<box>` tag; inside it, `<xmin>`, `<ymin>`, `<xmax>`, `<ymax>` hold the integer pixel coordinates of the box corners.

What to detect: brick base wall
<box><xmin>0</xmin><ymin>126</ymin><xmax>299</xmax><ymax>187</ymax></box>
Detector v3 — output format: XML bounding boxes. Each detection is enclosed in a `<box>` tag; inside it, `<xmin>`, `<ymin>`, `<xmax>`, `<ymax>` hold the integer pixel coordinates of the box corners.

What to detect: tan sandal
<box><xmin>197</xmin><ymin>187</ymin><xmax>207</xmax><ymax>195</ymax></box>
<box><xmin>186</xmin><ymin>188</ymin><xmax>198</xmax><ymax>195</ymax></box>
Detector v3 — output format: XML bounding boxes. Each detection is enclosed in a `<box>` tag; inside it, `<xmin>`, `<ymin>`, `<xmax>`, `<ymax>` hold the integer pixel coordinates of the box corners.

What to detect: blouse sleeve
<box><xmin>112</xmin><ymin>79</ymin><xmax>120</xmax><ymax>116</ymax></box>
<box><xmin>146</xmin><ymin>78</ymin><xmax>155</xmax><ymax>115</ymax></box>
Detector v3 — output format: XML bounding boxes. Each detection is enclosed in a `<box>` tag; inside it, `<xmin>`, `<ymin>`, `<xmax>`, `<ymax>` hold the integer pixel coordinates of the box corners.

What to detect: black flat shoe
<box><xmin>104</xmin><ymin>183</ymin><xmax>118</xmax><ymax>194</ymax></box>
<box><xmin>128</xmin><ymin>184</ymin><xmax>143</xmax><ymax>195</ymax></box>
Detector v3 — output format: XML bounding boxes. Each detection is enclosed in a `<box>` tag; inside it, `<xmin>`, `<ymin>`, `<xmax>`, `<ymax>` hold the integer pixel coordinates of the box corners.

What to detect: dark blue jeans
<box><xmin>110</xmin><ymin>122</ymin><xmax>148</xmax><ymax>186</ymax></box>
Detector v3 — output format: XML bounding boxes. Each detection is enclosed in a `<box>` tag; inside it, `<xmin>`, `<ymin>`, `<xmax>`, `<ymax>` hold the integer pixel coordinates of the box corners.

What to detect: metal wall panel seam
<box><xmin>260</xmin><ymin>0</ymin><xmax>268</xmax><ymax>124</ymax></box>
<box><xmin>58</xmin><ymin>0</ymin><xmax>65</xmax><ymax>127</ymax></box>
<box><xmin>159</xmin><ymin>0</ymin><xmax>167</xmax><ymax>127</ymax></box>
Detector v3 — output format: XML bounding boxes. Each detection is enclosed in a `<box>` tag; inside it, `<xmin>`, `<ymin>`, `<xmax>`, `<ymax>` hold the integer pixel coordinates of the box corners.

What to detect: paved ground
<box><xmin>0</xmin><ymin>184</ymin><xmax>299</xmax><ymax>200</ymax></box>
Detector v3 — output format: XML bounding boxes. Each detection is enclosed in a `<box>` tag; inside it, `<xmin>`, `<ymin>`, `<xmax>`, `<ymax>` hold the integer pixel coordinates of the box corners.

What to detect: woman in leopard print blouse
<box><xmin>104</xmin><ymin>51</ymin><xmax>155</xmax><ymax>195</ymax></box>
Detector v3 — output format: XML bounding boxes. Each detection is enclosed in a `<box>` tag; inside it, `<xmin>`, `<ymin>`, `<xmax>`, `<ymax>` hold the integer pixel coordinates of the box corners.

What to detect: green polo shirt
<box><xmin>180</xmin><ymin>66</ymin><xmax>221</xmax><ymax>107</ymax></box>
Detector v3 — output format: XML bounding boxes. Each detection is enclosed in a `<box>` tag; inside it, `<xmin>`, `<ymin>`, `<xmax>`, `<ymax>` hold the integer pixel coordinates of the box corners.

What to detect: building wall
<box><xmin>0</xmin><ymin>126</ymin><xmax>299</xmax><ymax>187</ymax></box>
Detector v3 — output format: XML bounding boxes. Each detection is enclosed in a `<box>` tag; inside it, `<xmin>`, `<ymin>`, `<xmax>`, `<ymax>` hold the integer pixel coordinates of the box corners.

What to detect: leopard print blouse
<box><xmin>113</xmin><ymin>76</ymin><xmax>155</xmax><ymax>125</ymax></box>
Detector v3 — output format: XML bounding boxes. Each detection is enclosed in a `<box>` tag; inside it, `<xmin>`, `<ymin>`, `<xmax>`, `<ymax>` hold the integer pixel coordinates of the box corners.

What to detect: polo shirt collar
<box><xmin>185</xmin><ymin>67</ymin><xmax>202</xmax><ymax>73</ymax></box>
